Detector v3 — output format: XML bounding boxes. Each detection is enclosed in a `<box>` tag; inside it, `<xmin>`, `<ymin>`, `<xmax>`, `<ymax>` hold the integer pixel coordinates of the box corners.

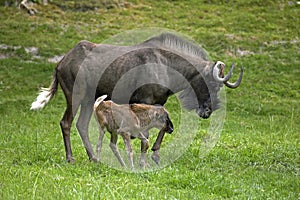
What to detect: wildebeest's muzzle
<box><xmin>196</xmin><ymin>101</ymin><xmax>212</xmax><ymax>119</ymax></box>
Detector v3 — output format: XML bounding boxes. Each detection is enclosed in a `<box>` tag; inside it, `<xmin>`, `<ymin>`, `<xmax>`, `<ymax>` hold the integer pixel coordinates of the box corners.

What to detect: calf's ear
<box><xmin>154</xmin><ymin>111</ymin><xmax>160</xmax><ymax>118</ymax></box>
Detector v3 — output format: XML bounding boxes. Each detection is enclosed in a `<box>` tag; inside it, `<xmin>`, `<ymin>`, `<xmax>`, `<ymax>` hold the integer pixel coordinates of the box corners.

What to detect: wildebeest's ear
<box><xmin>217</xmin><ymin>63</ymin><xmax>225</xmax><ymax>78</ymax></box>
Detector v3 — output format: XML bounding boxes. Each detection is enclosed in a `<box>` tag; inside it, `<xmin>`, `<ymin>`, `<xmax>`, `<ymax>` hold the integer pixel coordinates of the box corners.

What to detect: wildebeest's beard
<box><xmin>196</xmin><ymin>81</ymin><xmax>222</xmax><ymax>118</ymax></box>
<box><xmin>179</xmin><ymin>81</ymin><xmax>221</xmax><ymax>119</ymax></box>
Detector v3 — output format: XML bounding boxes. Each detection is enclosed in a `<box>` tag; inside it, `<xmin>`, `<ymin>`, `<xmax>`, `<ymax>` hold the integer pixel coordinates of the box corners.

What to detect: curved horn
<box><xmin>213</xmin><ymin>61</ymin><xmax>234</xmax><ymax>83</ymax></box>
<box><xmin>224</xmin><ymin>67</ymin><xmax>244</xmax><ymax>89</ymax></box>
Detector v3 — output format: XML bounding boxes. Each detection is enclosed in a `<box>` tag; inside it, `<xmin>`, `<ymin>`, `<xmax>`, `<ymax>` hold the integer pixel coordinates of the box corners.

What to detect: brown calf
<box><xmin>93</xmin><ymin>95</ymin><xmax>174</xmax><ymax>169</ymax></box>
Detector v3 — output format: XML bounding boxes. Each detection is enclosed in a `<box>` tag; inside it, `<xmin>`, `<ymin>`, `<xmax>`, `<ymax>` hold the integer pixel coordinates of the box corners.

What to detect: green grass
<box><xmin>0</xmin><ymin>0</ymin><xmax>299</xmax><ymax>199</ymax></box>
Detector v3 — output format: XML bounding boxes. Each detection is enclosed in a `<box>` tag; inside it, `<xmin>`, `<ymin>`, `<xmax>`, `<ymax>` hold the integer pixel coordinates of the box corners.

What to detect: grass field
<box><xmin>0</xmin><ymin>0</ymin><xmax>299</xmax><ymax>199</ymax></box>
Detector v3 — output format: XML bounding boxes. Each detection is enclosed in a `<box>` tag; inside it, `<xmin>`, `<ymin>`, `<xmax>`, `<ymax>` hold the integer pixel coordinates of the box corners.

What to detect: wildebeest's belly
<box><xmin>96</xmin><ymin>82</ymin><xmax>171</xmax><ymax>106</ymax></box>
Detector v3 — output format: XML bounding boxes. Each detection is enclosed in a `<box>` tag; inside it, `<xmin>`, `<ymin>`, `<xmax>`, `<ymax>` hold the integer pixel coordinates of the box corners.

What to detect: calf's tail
<box><xmin>93</xmin><ymin>95</ymin><xmax>108</xmax><ymax>111</ymax></box>
<box><xmin>30</xmin><ymin>68</ymin><xmax>58</xmax><ymax>110</ymax></box>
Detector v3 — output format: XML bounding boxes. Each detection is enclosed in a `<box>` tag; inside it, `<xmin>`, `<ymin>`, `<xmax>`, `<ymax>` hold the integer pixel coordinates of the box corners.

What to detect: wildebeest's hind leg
<box><xmin>76</xmin><ymin>101</ymin><xmax>97</xmax><ymax>162</ymax></box>
<box><xmin>60</xmin><ymin>103</ymin><xmax>79</xmax><ymax>163</ymax></box>
<box><xmin>151</xmin><ymin>129</ymin><xmax>166</xmax><ymax>165</ymax></box>
<box><xmin>59</xmin><ymin>80</ymin><xmax>80</xmax><ymax>163</ymax></box>
<box><xmin>109</xmin><ymin>132</ymin><xmax>126</xmax><ymax>167</ymax></box>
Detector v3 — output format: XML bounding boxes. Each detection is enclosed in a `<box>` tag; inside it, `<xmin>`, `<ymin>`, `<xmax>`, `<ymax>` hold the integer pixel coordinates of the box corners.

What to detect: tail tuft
<box><xmin>30</xmin><ymin>68</ymin><xmax>58</xmax><ymax>111</ymax></box>
<box><xmin>30</xmin><ymin>88</ymin><xmax>53</xmax><ymax>110</ymax></box>
<box><xmin>94</xmin><ymin>95</ymin><xmax>108</xmax><ymax>111</ymax></box>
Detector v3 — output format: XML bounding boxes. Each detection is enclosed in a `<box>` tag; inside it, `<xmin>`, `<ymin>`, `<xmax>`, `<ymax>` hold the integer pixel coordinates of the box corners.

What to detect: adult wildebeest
<box><xmin>93</xmin><ymin>94</ymin><xmax>173</xmax><ymax>169</ymax></box>
<box><xmin>31</xmin><ymin>33</ymin><xmax>243</xmax><ymax>163</ymax></box>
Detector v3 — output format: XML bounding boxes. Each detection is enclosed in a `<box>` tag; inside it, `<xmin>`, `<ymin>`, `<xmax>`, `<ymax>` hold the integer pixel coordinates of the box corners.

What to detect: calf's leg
<box><xmin>139</xmin><ymin>131</ymin><xmax>150</xmax><ymax>168</ymax></box>
<box><xmin>151</xmin><ymin>129</ymin><xmax>165</xmax><ymax>165</ymax></box>
<box><xmin>121</xmin><ymin>133</ymin><xmax>134</xmax><ymax>169</ymax></box>
<box><xmin>140</xmin><ymin>138</ymin><xmax>150</xmax><ymax>168</ymax></box>
<box><xmin>96</xmin><ymin>127</ymin><xmax>105</xmax><ymax>162</ymax></box>
<box><xmin>109</xmin><ymin>133</ymin><xmax>126</xmax><ymax>167</ymax></box>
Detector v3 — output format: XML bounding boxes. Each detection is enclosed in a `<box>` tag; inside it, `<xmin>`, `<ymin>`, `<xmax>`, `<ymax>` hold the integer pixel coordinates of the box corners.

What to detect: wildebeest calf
<box><xmin>93</xmin><ymin>95</ymin><xmax>174</xmax><ymax>169</ymax></box>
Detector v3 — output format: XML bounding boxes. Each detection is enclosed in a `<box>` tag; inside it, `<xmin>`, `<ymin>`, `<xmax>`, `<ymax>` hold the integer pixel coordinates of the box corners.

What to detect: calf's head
<box><xmin>151</xmin><ymin>107</ymin><xmax>174</xmax><ymax>134</ymax></box>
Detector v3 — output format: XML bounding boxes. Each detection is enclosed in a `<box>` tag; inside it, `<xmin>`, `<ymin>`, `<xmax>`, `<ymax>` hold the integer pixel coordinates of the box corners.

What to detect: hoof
<box><xmin>89</xmin><ymin>156</ymin><xmax>99</xmax><ymax>163</ymax></box>
<box><xmin>151</xmin><ymin>152</ymin><xmax>160</xmax><ymax>165</ymax></box>
<box><xmin>140</xmin><ymin>162</ymin><xmax>150</xmax><ymax>169</ymax></box>
<box><xmin>66</xmin><ymin>157</ymin><xmax>75</xmax><ymax>163</ymax></box>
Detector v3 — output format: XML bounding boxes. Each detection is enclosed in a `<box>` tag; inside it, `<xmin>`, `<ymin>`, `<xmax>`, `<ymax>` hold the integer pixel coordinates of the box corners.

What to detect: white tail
<box><xmin>30</xmin><ymin>69</ymin><xmax>58</xmax><ymax>111</ymax></box>
<box><xmin>30</xmin><ymin>88</ymin><xmax>53</xmax><ymax>110</ymax></box>
<box><xmin>93</xmin><ymin>94</ymin><xmax>108</xmax><ymax>111</ymax></box>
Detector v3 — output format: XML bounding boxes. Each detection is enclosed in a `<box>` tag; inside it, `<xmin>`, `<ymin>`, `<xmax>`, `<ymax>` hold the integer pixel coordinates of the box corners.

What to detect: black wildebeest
<box><xmin>31</xmin><ymin>33</ymin><xmax>243</xmax><ymax>163</ymax></box>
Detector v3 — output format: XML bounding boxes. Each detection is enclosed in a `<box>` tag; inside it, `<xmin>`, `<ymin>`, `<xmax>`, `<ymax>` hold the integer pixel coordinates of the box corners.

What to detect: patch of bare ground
<box><xmin>0</xmin><ymin>43</ymin><xmax>64</xmax><ymax>63</ymax></box>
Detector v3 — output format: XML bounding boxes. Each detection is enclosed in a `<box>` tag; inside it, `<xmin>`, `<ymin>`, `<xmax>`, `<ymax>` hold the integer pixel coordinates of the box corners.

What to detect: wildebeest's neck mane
<box><xmin>143</xmin><ymin>33</ymin><xmax>208</xmax><ymax>61</ymax></box>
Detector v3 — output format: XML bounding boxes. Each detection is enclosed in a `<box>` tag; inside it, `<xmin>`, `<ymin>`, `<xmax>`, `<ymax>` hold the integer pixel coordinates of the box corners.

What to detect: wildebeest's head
<box><xmin>183</xmin><ymin>61</ymin><xmax>244</xmax><ymax>119</ymax></box>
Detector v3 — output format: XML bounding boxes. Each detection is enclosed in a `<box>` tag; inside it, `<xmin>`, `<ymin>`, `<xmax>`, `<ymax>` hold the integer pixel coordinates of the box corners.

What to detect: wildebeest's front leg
<box><xmin>151</xmin><ymin>129</ymin><xmax>166</xmax><ymax>165</ymax></box>
<box><xmin>76</xmin><ymin>102</ymin><xmax>97</xmax><ymax>162</ymax></box>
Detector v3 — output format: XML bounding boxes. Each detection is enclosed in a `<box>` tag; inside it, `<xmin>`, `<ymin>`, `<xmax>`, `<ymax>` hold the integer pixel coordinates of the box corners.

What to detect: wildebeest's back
<box><xmin>56</xmin><ymin>40</ymin><xmax>97</xmax><ymax>83</ymax></box>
